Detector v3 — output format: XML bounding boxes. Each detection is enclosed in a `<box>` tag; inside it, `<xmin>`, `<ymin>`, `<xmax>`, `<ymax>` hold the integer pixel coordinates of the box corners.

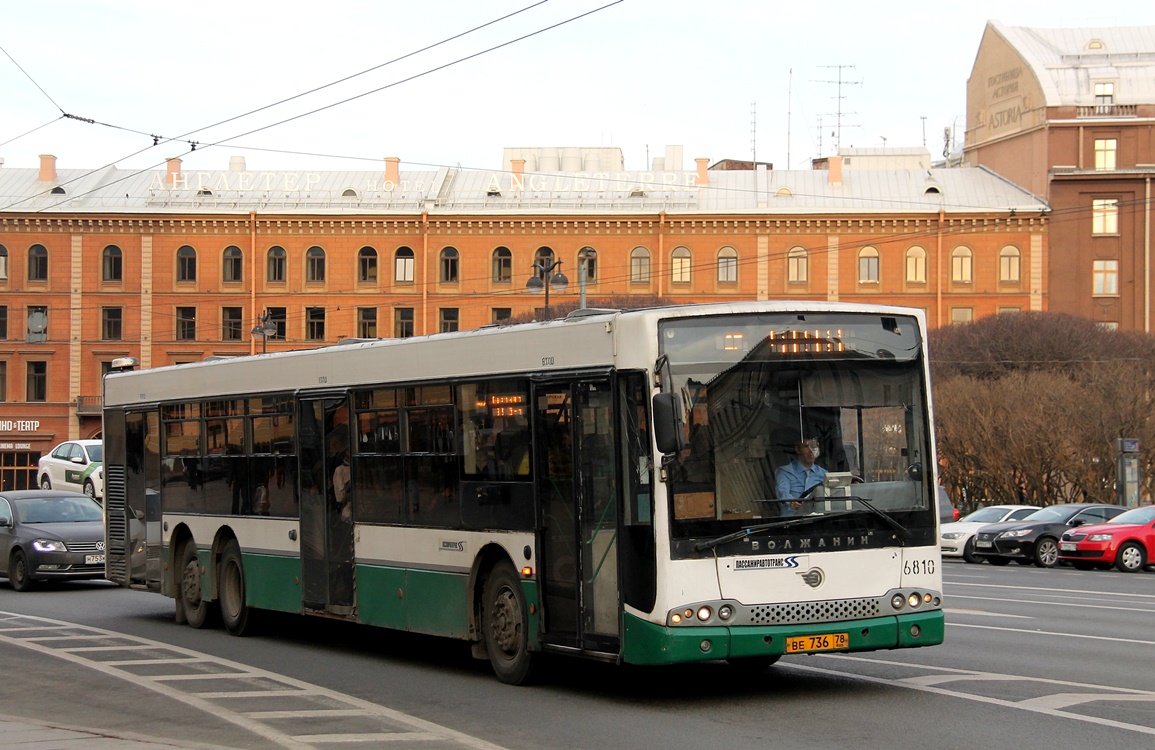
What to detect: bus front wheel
<box><xmin>179</xmin><ymin>542</ymin><xmax>216</xmax><ymax>629</ymax></box>
<box><xmin>482</xmin><ymin>562</ymin><xmax>536</xmax><ymax>685</ymax></box>
<box><xmin>219</xmin><ymin>541</ymin><xmax>254</xmax><ymax>635</ymax></box>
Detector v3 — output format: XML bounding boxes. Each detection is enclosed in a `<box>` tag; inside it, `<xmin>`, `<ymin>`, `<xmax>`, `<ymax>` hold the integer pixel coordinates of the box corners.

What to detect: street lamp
<box><xmin>577</xmin><ymin>246</ymin><xmax>595</xmax><ymax>309</ymax></box>
<box><xmin>525</xmin><ymin>260</ymin><xmax>568</xmax><ymax>320</ymax></box>
<box><xmin>251</xmin><ymin>309</ymin><xmax>277</xmax><ymax>353</ymax></box>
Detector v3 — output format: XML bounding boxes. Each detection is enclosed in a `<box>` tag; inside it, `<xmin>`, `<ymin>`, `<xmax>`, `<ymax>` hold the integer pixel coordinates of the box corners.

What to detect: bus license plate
<box><xmin>85</xmin><ymin>554</ymin><xmax>105</xmax><ymax>565</ymax></box>
<box><xmin>785</xmin><ymin>632</ymin><xmax>848</xmax><ymax>654</ymax></box>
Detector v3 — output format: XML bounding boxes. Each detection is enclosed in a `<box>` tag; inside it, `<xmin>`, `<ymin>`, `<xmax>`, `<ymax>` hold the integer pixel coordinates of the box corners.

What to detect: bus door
<box><xmin>535</xmin><ymin>379</ymin><xmax>620</xmax><ymax>652</ymax></box>
<box><xmin>298</xmin><ymin>396</ymin><xmax>355</xmax><ymax>616</ymax></box>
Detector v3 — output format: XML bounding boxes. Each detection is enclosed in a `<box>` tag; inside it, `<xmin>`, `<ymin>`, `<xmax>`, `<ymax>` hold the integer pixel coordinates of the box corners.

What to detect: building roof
<box><xmin>990</xmin><ymin>20</ymin><xmax>1155</xmax><ymax>107</ymax></box>
<box><xmin>0</xmin><ymin>158</ymin><xmax>1047</xmax><ymax>217</ymax></box>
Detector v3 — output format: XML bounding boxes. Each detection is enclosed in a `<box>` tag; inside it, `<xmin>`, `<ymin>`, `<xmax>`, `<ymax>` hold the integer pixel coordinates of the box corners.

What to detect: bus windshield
<box><xmin>658</xmin><ymin>312</ymin><xmax>933</xmax><ymax>553</ymax></box>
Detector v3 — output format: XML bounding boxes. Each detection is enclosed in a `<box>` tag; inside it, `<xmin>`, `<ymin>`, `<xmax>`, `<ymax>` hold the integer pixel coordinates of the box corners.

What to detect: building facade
<box><xmin>0</xmin><ymin>149</ymin><xmax>1047</xmax><ymax>488</ymax></box>
<box><xmin>966</xmin><ymin>21</ymin><xmax>1155</xmax><ymax>331</ymax></box>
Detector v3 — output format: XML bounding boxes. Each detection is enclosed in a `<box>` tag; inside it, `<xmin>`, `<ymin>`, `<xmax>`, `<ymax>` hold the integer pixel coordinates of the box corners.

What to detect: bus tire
<box><xmin>219</xmin><ymin>541</ymin><xmax>254</xmax><ymax>635</ymax></box>
<box><xmin>179</xmin><ymin>542</ymin><xmax>216</xmax><ymax>629</ymax></box>
<box><xmin>482</xmin><ymin>562</ymin><xmax>535</xmax><ymax>685</ymax></box>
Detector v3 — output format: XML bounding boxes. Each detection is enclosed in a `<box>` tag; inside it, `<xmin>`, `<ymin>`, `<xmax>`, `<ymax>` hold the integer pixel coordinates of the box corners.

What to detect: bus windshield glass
<box><xmin>658</xmin><ymin>312</ymin><xmax>933</xmax><ymax>554</ymax></box>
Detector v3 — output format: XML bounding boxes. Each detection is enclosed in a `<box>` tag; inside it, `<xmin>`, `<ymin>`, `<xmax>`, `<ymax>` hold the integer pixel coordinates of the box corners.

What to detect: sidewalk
<box><xmin>0</xmin><ymin>714</ymin><xmax>243</xmax><ymax>750</ymax></box>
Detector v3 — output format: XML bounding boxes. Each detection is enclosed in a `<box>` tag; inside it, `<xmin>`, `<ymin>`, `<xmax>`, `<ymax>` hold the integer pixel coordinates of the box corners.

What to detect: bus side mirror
<box><xmin>652</xmin><ymin>392</ymin><xmax>683</xmax><ymax>456</ymax></box>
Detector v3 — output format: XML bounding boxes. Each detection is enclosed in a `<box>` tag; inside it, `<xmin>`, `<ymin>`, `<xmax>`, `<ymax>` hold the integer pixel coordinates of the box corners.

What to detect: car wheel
<box><xmin>39</xmin><ymin>476</ymin><xmax>51</xmax><ymax>490</ymax></box>
<box><xmin>482</xmin><ymin>561</ymin><xmax>536</xmax><ymax>685</ymax></box>
<box><xmin>83</xmin><ymin>479</ymin><xmax>96</xmax><ymax>499</ymax></box>
<box><xmin>1115</xmin><ymin>542</ymin><xmax>1147</xmax><ymax>573</ymax></box>
<box><xmin>8</xmin><ymin>550</ymin><xmax>37</xmax><ymax>592</ymax></box>
<box><xmin>1034</xmin><ymin>538</ymin><xmax>1059</xmax><ymax>568</ymax></box>
<box><xmin>962</xmin><ymin>538</ymin><xmax>983</xmax><ymax>564</ymax></box>
<box><xmin>987</xmin><ymin>557</ymin><xmax>1011</xmax><ymax>566</ymax></box>
<box><xmin>219</xmin><ymin>541</ymin><xmax>254</xmax><ymax>635</ymax></box>
<box><xmin>179</xmin><ymin>542</ymin><xmax>216</xmax><ymax>629</ymax></box>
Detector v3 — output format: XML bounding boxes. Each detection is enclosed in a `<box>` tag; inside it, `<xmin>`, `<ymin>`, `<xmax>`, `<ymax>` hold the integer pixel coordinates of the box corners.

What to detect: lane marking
<box><xmin>943</xmin><ymin>607</ymin><xmax>1033</xmax><ymax>619</ymax></box>
<box><xmin>945</xmin><ymin>593</ymin><xmax>1155</xmax><ymax>615</ymax></box>
<box><xmin>947</xmin><ymin>581</ymin><xmax>1155</xmax><ymax>601</ymax></box>
<box><xmin>948</xmin><ymin>622</ymin><xmax>1155</xmax><ymax>646</ymax></box>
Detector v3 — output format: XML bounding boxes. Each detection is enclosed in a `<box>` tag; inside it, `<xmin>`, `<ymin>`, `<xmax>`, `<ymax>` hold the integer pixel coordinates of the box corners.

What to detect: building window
<box><xmin>439</xmin><ymin>247</ymin><xmax>459</xmax><ymax>283</ymax></box>
<box><xmin>26</xmin><ymin>362</ymin><xmax>46</xmax><ymax>402</ymax></box>
<box><xmin>28</xmin><ymin>244</ymin><xmax>48</xmax><ymax>282</ymax></box>
<box><xmin>858</xmin><ymin>247</ymin><xmax>879</xmax><ymax>283</ymax></box>
<box><xmin>1094</xmin><ymin>138</ymin><xmax>1117</xmax><ymax>170</ymax></box>
<box><xmin>176</xmin><ymin>245</ymin><xmax>197</xmax><ymax>282</ymax></box>
<box><xmin>358</xmin><ymin>247</ymin><xmax>377</xmax><ymax>283</ymax></box>
<box><xmin>440</xmin><ymin>308</ymin><xmax>459</xmax><ymax>333</ymax></box>
<box><xmin>26</xmin><ymin>306</ymin><xmax>47</xmax><ymax>343</ymax></box>
<box><xmin>222</xmin><ymin>246</ymin><xmax>242</xmax><ymax>283</ymax></box>
<box><xmin>176</xmin><ymin>307</ymin><xmax>196</xmax><ymax>340</ymax></box>
<box><xmin>395</xmin><ymin>247</ymin><xmax>415</xmax><ymax>283</ymax></box>
<box><xmin>717</xmin><ymin>247</ymin><xmax>738</xmax><ymax>284</ymax></box>
<box><xmin>999</xmin><ymin>246</ymin><xmax>1021</xmax><ymax>283</ymax></box>
<box><xmin>630</xmin><ymin>247</ymin><xmax>650</xmax><ymax>283</ymax></box>
<box><xmin>0</xmin><ymin>306</ymin><xmax>6</xmax><ymax>340</ymax></box>
<box><xmin>492</xmin><ymin>308</ymin><xmax>511</xmax><ymax>324</ymax></box>
<box><xmin>103</xmin><ymin>245</ymin><xmax>123</xmax><ymax>282</ymax></box>
<box><xmin>787</xmin><ymin>247</ymin><xmax>808</xmax><ymax>283</ymax></box>
<box><xmin>492</xmin><ymin>247</ymin><xmax>512</xmax><ymax>283</ymax></box>
<box><xmin>905</xmin><ymin>246</ymin><xmax>926</xmax><ymax>283</ymax></box>
<box><xmin>306</xmin><ymin>246</ymin><xmax>326</xmax><ymax>282</ymax></box>
<box><xmin>101</xmin><ymin>307</ymin><xmax>122</xmax><ymax>341</ymax></box>
<box><xmin>267</xmin><ymin>246</ymin><xmax>286</xmax><ymax>282</ymax></box>
<box><xmin>357</xmin><ymin>307</ymin><xmax>377</xmax><ymax>338</ymax></box>
<box><xmin>1098</xmin><ymin>321</ymin><xmax>1119</xmax><ymax>331</ymax></box>
<box><xmin>267</xmin><ymin>307</ymin><xmax>286</xmax><ymax>340</ymax></box>
<box><xmin>533</xmin><ymin>247</ymin><xmax>555</xmax><ymax>278</ymax></box>
<box><xmin>579</xmin><ymin>249</ymin><xmax>598</xmax><ymax>283</ymax></box>
<box><xmin>951</xmin><ymin>247</ymin><xmax>973</xmax><ymax>283</ymax></box>
<box><xmin>222</xmin><ymin>307</ymin><xmax>243</xmax><ymax>341</ymax></box>
<box><xmin>951</xmin><ymin>308</ymin><xmax>974</xmax><ymax>325</ymax></box>
<box><xmin>1092</xmin><ymin>199</ymin><xmax>1119</xmax><ymax>234</ymax></box>
<box><xmin>0</xmin><ymin>244</ymin><xmax>8</xmax><ymax>280</ymax></box>
<box><xmin>0</xmin><ymin>362</ymin><xmax>5</xmax><ymax>401</ymax></box>
<box><xmin>395</xmin><ymin>307</ymin><xmax>414</xmax><ymax>338</ymax></box>
<box><xmin>1094</xmin><ymin>82</ymin><xmax>1114</xmax><ymax>106</ymax></box>
<box><xmin>671</xmin><ymin>246</ymin><xmax>691</xmax><ymax>284</ymax></box>
<box><xmin>1093</xmin><ymin>259</ymin><xmax>1119</xmax><ymax>295</ymax></box>
<box><xmin>998</xmin><ymin>307</ymin><xmax>1022</xmax><ymax>314</ymax></box>
<box><xmin>306</xmin><ymin>307</ymin><xmax>326</xmax><ymax>340</ymax></box>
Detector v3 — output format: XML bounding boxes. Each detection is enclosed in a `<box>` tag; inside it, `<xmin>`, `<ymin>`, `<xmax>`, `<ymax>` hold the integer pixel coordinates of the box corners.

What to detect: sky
<box><xmin>4</xmin><ymin>0</ymin><xmax>1155</xmax><ymax>177</ymax></box>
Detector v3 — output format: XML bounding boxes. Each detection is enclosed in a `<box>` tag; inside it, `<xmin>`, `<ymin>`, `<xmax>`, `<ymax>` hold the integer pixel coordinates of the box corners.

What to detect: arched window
<box><xmin>28</xmin><ymin>244</ymin><xmax>48</xmax><ymax>282</ymax></box>
<box><xmin>630</xmin><ymin>247</ymin><xmax>650</xmax><ymax>283</ymax></box>
<box><xmin>533</xmin><ymin>247</ymin><xmax>555</xmax><ymax>279</ymax></box>
<box><xmin>671</xmin><ymin>246</ymin><xmax>691</xmax><ymax>284</ymax></box>
<box><xmin>858</xmin><ymin>247</ymin><xmax>879</xmax><ymax>283</ymax></box>
<box><xmin>492</xmin><ymin>247</ymin><xmax>512</xmax><ymax>283</ymax></box>
<box><xmin>906</xmin><ymin>246</ymin><xmax>926</xmax><ymax>283</ymax></box>
<box><xmin>0</xmin><ymin>244</ymin><xmax>8</xmax><ymax>281</ymax></box>
<box><xmin>395</xmin><ymin>247</ymin><xmax>415</xmax><ymax>283</ymax></box>
<box><xmin>103</xmin><ymin>245</ymin><xmax>123</xmax><ymax>282</ymax></box>
<box><xmin>306</xmin><ymin>246</ymin><xmax>326</xmax><ymax>282</ymax></box>
<box><xmin>440</xmin><ymin>247</ymin><xmax>459</xmax><ymax>283</ymax></box>
<box><xmin>579</xmin><ymin>248</ymin><xmax>598</xmax><ymax>283</ymax></box>
<box><xmin>358</xmin><ymin>247</ymin><xmax>378</xmax><ymax>283</ymax></box>
<box><xmin>267</xmin><ymin>246</ymin><xmax>286</xmax><ymax>282</ymax></box>
<box><xmin>787</xmin><ymin>247</ymin><xmax>808</xmax><ymax>283</ymax></box>
<box><xmin>717</xmin><ymin>247</ymin><xmax>738</xmax><ymax>284</ymax></box>
<box><xmin>952</xmin><ymin>247</ymin><xmax>973</xmax><ymax>283</ymax></box>
<box><xmin>999</xmin><ymin>246</ymin><xmax>1021</xmax><ymax>283</ymax></box>
<box><xmin>176</xmin><ymin>245</ymin><xmax>196</xmax><ymax>282</ymax></box>
<box><xmin>222</xmin><ymin>246</ymin><xmax>242</xmax><ymax>283</ymax></box>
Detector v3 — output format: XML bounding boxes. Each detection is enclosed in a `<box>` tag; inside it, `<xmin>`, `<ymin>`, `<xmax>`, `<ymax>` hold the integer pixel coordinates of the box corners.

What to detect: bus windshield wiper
<box><xmin>849</xmin><ymin>496</ymin><xmax>910</xmax><ymax>542</ymax></box>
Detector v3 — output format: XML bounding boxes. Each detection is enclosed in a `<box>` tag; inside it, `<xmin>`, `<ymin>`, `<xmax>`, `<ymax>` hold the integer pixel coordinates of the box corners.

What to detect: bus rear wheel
<box><xmin>179</xmin><ymin>542</ymin><xmax>216</xmax><ymax>629</ymax></box>
<box><xmin>482</xmin><ymin>562</ymin><xmax>536</xmax><ymax>685</ymax></box>
<box><xmin>219</xmin><ymin>541</ymin><xmax>254</xmax><ymax>635</ymax></box>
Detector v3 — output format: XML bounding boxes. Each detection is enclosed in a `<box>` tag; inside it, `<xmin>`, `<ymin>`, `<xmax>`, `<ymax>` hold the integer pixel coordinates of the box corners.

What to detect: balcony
<box><xmin>1077</xmin><ymin>104</ymin><xmax>1137</xmax><ymax>118</ymax></box>
<box><xmin>76</xmin><ymin>396</ymin><xmax>102</xmax><ymax>416</ymax></box>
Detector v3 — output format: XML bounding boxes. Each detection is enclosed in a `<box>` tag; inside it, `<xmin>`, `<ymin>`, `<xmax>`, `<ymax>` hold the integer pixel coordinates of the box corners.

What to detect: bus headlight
<box><xmin>891</xmin><ymin>594</ymin><xmax>906</xmax><ymax>610</ymax></box>
<box><xmin>697</xmin><ymin>606</ymin><xmax>713</xmax><ymax>622</ymax></box>
<box><xmin>907</xmin><ymin>593</ymin><xmax>922</xmax><ymax>608</ymax></box>
<box><xmin>718</xmin><ymin>605</ymin><xmax>734</xmax><ymax>621</ymax></box>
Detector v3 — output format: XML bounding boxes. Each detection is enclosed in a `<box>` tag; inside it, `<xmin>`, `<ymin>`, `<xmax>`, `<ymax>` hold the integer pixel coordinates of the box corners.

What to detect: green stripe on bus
<box><xmin>356</xmin><ymin>564</ymin><xmax>471</xmax><ymax>638</ymax></box>
<box><xmin>621</xmin><ymin>610</ymin><xmax>946</xmax><ymax>665</ymax></box>
<box><xmin>241</xmin><ymin>552</ymin><xmax>302</xmax><ymax>612</ymax></box>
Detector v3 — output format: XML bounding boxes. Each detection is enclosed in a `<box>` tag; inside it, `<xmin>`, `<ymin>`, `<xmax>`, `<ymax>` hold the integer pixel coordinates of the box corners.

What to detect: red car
<box><xmin>1058</xmin><ymin>505</ymin><xmax>1155</xmax><ymax>573</ymax></box>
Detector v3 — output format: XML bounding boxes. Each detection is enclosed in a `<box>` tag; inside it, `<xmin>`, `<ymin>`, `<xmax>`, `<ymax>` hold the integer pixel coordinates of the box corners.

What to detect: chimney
<box><xmin>166</xmin><ymin>157</ymin><xmax>183</xmax><ymax>186</ymax></box>
<box><xmin>228</xmin><ymin>155</ymin><xmax>246</xmax><ymax>172</ymax></box>
<box><xmin>511</xmin><ymin>158</ymin><xmax>525</xmax><ymax>190</ymax></box>
<box><xmin>695</xmin><ymin>157</ymin><xmax>709</xmax><ymax>186</ymax></box>
<box><xmin>384</xmin><ymin>156</ymin><xmax>400</xmax><ymax>186</ymax></box>
<box><xmin>38</xmin><ymin>154</ymin><xmax>57</xmax><ymax>182</ymax></box>
<box><xmin>828</xmin><ymin>155</ymin><xmax>843</xmax><ymax>186</ymax></box>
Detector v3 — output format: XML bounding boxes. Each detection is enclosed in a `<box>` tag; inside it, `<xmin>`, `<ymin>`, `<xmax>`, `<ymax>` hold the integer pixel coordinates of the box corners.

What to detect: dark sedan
<box><xmin>971</xmin><ymin>503</ymin><xmax>1127</xmax><ymax>568</ymax></box>
<box><xmin>0</xmin><ymin>490</ymin><xmax>106</xmax><ymax>591</ymax></box>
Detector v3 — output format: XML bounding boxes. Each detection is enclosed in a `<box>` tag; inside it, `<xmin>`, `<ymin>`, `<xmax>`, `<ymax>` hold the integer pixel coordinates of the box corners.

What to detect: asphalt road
<box><xmin>1</xmin><ymin>560</ymin><xmax>1152</xmax><ymax>750</ymax></box>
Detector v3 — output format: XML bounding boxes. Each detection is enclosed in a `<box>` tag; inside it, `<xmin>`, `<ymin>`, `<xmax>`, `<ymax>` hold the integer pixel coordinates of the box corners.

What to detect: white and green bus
<box><xmin>102</xmin><ymin>301</ymin><xmax>944</xmax><ymax>684</ymax></box>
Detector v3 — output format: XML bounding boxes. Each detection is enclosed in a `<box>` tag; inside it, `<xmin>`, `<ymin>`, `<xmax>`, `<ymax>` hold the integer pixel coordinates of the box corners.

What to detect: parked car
<box><xmin>971</xmin><ymin>503</ymin><xmax>1127</xmax><ymax>568</ymax></box>
<box><xmin>1058</xmin><ymin>505</ymin><xmax>1155</xmax><ymax>573</ymax></box>
<box><xmin>37</xmin><ymin>439</ymin><xmax>104</xmax><ymax>501</ymax></box>
<box><xmin>940</xmin><ymin>504</ymin><xmax>1036</xmax><ymax>563</ymax></box>
<box><xmin>937</xmin><ymin>487</ymin><xmax>960</xmax><ymax>526</ymax></box>
<box><xmin>0</xmin><ymin>490</ymin><xmax>107</xmax><ymax>591</ymax></box>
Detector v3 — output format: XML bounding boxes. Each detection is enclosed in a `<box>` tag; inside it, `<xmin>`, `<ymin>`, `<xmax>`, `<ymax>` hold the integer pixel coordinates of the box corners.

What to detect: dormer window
<box><xmin>50</xmin><ymin>186</ymin><xmax>65</xmax><ymax>195</ymax></box>
<box><xmin>1087</xmin><ymin>39</ymin><xmax>1104</xmax><ymax>50</ymax></box>
<box><xmin>924</xmin><ymin>185</ymin><xmax>942</xmax><ymax>195</ymax></box>
<box><xmin>1094</xmin><ymin>82</ymin><xmax>1114</xmax><ymax>105</ymax></box>
<box><xmin>196</xmin><ymin>188</ymin><xmax>212</xmax><ymax>196</ymax></box>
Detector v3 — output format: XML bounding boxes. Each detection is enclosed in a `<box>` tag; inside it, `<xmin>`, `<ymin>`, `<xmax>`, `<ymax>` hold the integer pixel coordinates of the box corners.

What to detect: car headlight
<box><xmin>1088</xmin><ymin>533</ymin><xmax>1114</xmax><ymax>542</ymax></box>
<box><xmin>32</xmin><ymin>539</ymin><xmax>68</xmax><ymax>553</ymax></box>
<box><xmin>941</xmin><ymin>532</ymin><xmax>964</xmax><ymax>540</ymax></box>
<box><xmin>998</xmin><ymin>529</ymin><xmax>1033</xmax><ymax>539</ymax></box>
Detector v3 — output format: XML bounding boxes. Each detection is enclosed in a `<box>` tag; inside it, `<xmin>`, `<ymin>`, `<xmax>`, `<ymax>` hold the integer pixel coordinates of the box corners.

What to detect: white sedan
<box><xmin>37</xmin><ymin>439</ymin><xmax>104</xmax><ymax>501</ymax></box>
<box><xmin>940</xmin><ymin>504</ymin><xmax>1036</xmax><ymax>563</ymax></box>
